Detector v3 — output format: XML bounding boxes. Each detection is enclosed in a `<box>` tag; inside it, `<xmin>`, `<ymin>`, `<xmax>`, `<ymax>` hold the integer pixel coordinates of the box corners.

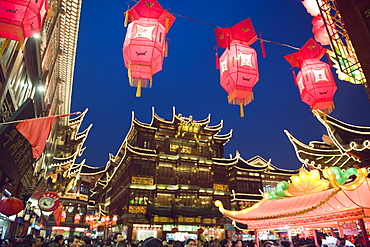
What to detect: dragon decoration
<box><xmin>267</xmin><ymin>166</ymin><xmax>368</xmax><ymax>200</ymax></box>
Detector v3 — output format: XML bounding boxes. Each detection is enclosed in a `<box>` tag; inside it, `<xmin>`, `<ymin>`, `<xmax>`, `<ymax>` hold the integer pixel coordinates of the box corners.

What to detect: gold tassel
<box><xmin>136</xmin><ymin>78</ymin><xmax>142</xmax><ymax>97</ymax></box>
<box><xmin>128</xmin><ymin>64</ymin><xmax>132</xmax><ymax>84</ymax></box>
<box><xmin>239</xmin><ymin>102</ymin><xmax>245</xmax><ymax>117</ymax></box>
<box><xmin>0</xmin><ymin>38</ymin><xmax>10</xmax><ymax>57</ymax></box>
<box><xmin>46</xmin><ymin>4</ymin><xmax>54</xmax><ymax>19</ymax></box>
<box><xmin>124</xmin><ymin>11</ymin><xmax>129</xmax><ymax>27</ymax></box>
<box><xmin>164</xmin><ymin>41</ymin><xmax>168</xmax><ymax>57</ymax></box>
<box><xmin>150</xmin><ymin>73</ymin><xmax>153</xmax><ymax>88</ymax></box>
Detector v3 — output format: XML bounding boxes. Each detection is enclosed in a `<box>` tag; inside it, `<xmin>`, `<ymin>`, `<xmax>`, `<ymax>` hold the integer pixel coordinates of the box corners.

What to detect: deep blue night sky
<box><xmin>71</xmin><ymin>0</ymin><xmax>370</xmax><ymax>170</ymax></box>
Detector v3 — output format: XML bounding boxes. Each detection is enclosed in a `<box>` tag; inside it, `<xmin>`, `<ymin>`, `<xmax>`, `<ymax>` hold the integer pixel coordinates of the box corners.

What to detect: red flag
<box><xmin>15</xmin><ymin>113</ymin><xmax>77</xmax><ymax>158</ymax></box>
<box><xmin>53</xmin><ymin>203</ymin><xmax>63</xmax><ymax>226</ymax></box>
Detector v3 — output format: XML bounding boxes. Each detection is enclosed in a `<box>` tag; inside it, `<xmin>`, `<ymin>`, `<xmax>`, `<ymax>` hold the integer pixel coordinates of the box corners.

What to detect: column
<box><xmin>358</xmin><ymin>219</ymin><xmax>370</xmax><ymax>247</ymax></box>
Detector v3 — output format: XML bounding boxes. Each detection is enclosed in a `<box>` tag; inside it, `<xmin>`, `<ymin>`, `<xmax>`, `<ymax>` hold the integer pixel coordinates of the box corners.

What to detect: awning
<box><xmin>215</xmin><ymin>169</ymin><xmax>370</xmax><ymax>230</ymax></box>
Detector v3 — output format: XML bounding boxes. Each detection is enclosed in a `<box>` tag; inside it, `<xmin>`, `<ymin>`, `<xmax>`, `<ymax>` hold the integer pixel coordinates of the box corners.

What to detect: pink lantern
<box><xmin>311</xmin><ymin>15</ymin><xmax>334</xmax><ymax>46</ymax></box>
<box><xmin>123</xmin><ymin>0</ymin><xmax>176</xmax><ymax>97</ymax></box>
<box><xmin>284</xmin><ymin>38</ymin><xmax>337</xmax><ymax>113</ymax></box>
<box><xmin>215</xmin><ymin>18</ymin><xmax>259</xmax><ymax>117</ymax></box>
<box><xmin>0</xmin><ymin>0</ymin><xmax>48</xmax><ymax>41</ymax></box>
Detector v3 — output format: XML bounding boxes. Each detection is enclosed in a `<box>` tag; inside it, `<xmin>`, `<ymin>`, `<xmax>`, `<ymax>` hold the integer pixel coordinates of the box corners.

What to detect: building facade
<box><xmin>90</xmin><ymin>109</ymin><xmax>298</xmax><ymax>241</ymax></box>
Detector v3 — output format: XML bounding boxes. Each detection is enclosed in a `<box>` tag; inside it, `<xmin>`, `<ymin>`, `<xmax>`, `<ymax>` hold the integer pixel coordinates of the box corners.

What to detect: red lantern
<box><xmin>0</xmin><ymin>197</ymin><xmax>24</xmax><ymax>216</ymax></box>
<box><xmin>171</xmin><ymin>227</ymin><xmax>179</xmax><ymax>233</ymax></box>
<box><xmin>123</xmin><ymin>0</ymin><xmax>176</xmax><ymax>97</ymax></box>
<box><xmin>197</xmin><ymin>228</ymin><xmax>204</xmax><ymax>234</ymax></box>
<box><xmin>0</xmin><ymin>0</ymin><xmax>48</xmax><ymax>41</ymax></box>
<box><xmin>215</xmin><ymin>18</ymin><xmax>259</xmax><ymax>117</ymax></box>
<box><xmin>284</xmin><ymin>38</ymin><xmax>337</xmax><ymax>113</ymax></box>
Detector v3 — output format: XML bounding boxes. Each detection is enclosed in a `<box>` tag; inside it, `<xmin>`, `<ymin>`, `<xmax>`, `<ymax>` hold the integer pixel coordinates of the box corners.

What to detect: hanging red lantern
<box><xmin>171</xmin><ymin>227</ymin><xmax>179</xmax><ymax>233</ymax></box>
<box><xmin>123</xmin><ymin>0</ymin><xmax>176</xmax><ymax>97</ymax></box>
<box><xmin>0</xmin><ymin>197</ymin><xmax>24</xmax><ymax>216</ymax></box>
<box><xmin>0</xmin><ymin>0</ymin><xmax>48</xmax><ymax>41</ymax></box>
<box><xmin>197</xmin><ymin>228</ymin><xmax>204</xmax><ymax>234</ymax></box>
<box><xmin>215</xmin><ymin>18</ymin><xmax>259</xmax><ymax>117</ymax></box>
<box><xmin>284</xmin><ymin>38</ymin><xmax>337</xmax><ymax>114</ymax></box>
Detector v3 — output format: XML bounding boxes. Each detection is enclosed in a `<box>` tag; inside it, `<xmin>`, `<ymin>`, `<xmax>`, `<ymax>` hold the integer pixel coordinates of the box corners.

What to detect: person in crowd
<box><xmin>210</xmin><ymin>239</ymin><xmax>220</xmax><ymax>247</ymax></box>
<box><xmin>140</xmin><ymin>238</ymin><xmax>162</xmax><ymax>247</ymax></box>
<box><xmin>67</xmin><ymin>235</ymin><xmax>80</xmax><ymax>247</ymax></box>
<box><xmin>35</xmin><ymin>237</ymin><xmax>44</xmax><ymax>247</ymax></box>
<box><xmin>245</xmin><ymin>242</ymin><xmax>256</xmax><ymax>247</ymax></box>
<box><xmin>47</xmin><ymin>235</ymin><xmax>64</xmax><ymax>247</ymax></box>
<box><xmin>185</xmin><ymin>240</ymin><xmax>196</xmax><ymax>247</ymax></box>
<box><xmin>336</xmin><ymin>238</ymin><xmax>346</xmax><ymax>247</ymax></box>
<box><xmin>233</xmin><ymin>240</ymin><xmax>242</xmax><ymax>247</ymax></box>
<box><xmin>80</xmin><ymin>237</ymin><xmax>92</xmax><ymax>247</ymax></box>
<box><xmin>112</xmin><ymin>234</ymin><xmax>125</xmax><ymax>247</ymax></box>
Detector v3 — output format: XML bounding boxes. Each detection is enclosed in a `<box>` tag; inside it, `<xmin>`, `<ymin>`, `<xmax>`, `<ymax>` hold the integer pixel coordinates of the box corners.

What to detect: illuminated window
<box><xmin>170</xmin><ymin>144</ymin><xmax>179</xmax><ymax>152</ymax></box>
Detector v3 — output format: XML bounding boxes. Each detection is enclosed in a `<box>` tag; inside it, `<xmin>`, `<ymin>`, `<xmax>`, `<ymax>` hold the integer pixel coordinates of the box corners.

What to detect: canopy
<box><xmin>215</xmin><ymin>167</ymin><xmax>370</xmax><ymax>230</ymax></box>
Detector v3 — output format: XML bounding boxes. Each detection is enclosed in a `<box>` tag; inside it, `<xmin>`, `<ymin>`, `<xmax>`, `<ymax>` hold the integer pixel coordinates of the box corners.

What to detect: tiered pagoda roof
<box><xmin>285</xmin><ymin>110</ymin><xmax>370</xmax><ymax>169</ymax></box>
<box><xmin>213</xmin><ymin>152</ymin><xmax>300</xmax><ymax>174</ymax></box>
<box><xmin>314</xmin><ymin>110</ymin><xmax>370</xmax><ymax>167</ymax></box>
<box><xmin>285</xmin><ymin>130</ymin><xmax>357</xmax><ymax>170</ymax></box>
<box><xmin>142</xmin><ymin>107</ymin><xmax>233</xmax><ymax>143</ymax></box>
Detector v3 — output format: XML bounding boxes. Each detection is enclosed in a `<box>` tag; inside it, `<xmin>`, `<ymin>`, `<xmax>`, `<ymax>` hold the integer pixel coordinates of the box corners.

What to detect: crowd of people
<box><xmin>0</xmin><ymin>233</ymin><xmax>364</xmax><ymax>247</ymax></box>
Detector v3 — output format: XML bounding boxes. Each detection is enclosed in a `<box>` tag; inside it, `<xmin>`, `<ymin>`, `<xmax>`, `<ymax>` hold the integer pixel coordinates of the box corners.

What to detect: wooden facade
<box><xmin>90</xmin><ymin>109</ymin><xmax>299</xmax><ymax>239</ymax></box>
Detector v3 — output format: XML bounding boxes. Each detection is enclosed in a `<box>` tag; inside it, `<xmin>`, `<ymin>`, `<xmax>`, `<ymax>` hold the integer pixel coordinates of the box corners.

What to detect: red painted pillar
<box><xmin>358</xmin><ymin>219</ymin><xmax>370</xmax><ymax>247</ymax></box>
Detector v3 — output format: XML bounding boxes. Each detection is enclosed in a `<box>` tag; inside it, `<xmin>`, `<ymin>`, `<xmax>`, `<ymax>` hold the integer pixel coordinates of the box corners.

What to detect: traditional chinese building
<box><xmin>285</xmin><ymin>110</ymin><xmax>370</xmax><ymax>170</ymax></box>
<box><xmin>0</xmin><ymin>0</ymin><xmax>83</xmax><ymax>238</ymax></box>
<box><xmin>90</xmin><ymin>109</ymin><xmax>299</xmax><ymax>241</ymax></box>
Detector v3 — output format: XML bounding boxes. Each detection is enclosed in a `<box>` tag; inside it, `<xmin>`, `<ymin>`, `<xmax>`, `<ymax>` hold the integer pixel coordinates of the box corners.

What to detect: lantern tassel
<box><xmin>46</xmin><ymin>4</ymin><xmax>54</xmax><ymax>20</ymax></box>
<box><xmin>164</xmin><ymin>41</ymin><xmax>168</xmax><ymax>57</ymax></box>
<box><xmin>260</xmin><ymin>39</ymin><xmax>267</xmax><ymax>58</ymax></box>
<box><xmin>0</xmin><ymin>38</ymin><xmax>10</xmax><ymax>57</ymax></box>
<box><xmin>124</xmin><ymin>11</ymin><xmax>129</xmax><ymax>27</ymax></box>
<box><xmin>128</xmin><ymin>64</ymin><xmax>132</xmax><ymax>84</ymax></box>
<box><xmin>291</xmin><ymin>69</ymin><xmax>297</xmax><ymax>85</ymax></box>
<box><xmin>136</xmin><ymin>78</ymin><xmax>142</xmax><ymax>97</ymax></box>
<box><xmin>215</xmin><ymin>52</ymin><xmax>220</xmax><ymax>70</ymax></box>
<box><xmin>227</xmin><ymin>34</ymin><xmax>231</xmax><ymax>50</ymax></box>
<box><xmin>239</xmin><ymin>102</ymin><xmax>245</xmax><ymax>117</ymax></box>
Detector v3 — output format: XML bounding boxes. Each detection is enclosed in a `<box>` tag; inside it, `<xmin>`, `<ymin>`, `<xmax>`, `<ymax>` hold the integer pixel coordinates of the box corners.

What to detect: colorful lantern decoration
<box><xmin>0</xmin><ymin>0</ymin><xmax>48</xmax><ymax>41</ymax></box>
<box><xmin>215</xmin><ymin>18</ymin><xmax>259</xmax><ymax>117</ymax></box>
<box><xmin>171</xmin><ymin>227</ymin><xmax>179</xmax><ymax>233</ymax></box>
<box><xmin>74</xmin><ymin>213</ymin><xmax>81</xmax><ymax>224</ymax></box>
<box><xmin>284</xmin><ymin>38</ymin><xmax>337</xmax><ymax>113</ymax></box>
<box><xmin>123</xmin><ymin>0</ymin><xmax>176</xmax><ymax>97</ymax></box>
<box><xmin>197</xmin><ymin>228</ymin><xmax>204</xmax><ymax>234</ymax></box>
<box><xmin>0</xmin><ymin>197</ymin><xmax>24</xmax><ymax>216</ymax></box>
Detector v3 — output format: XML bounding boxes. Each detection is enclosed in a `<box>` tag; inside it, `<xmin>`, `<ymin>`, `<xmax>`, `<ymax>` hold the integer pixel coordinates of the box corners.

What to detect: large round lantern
<box><xmin>215</xmin><ymin>18</ymin><xmax>259</xmax><ymax>117</ymax></box>
<box><xmin>285</xmin><ymin>38</ymin><xmax>337</xmax><ymax>113</ymax></box>
<box><xmin>171</xmin><ymin>227</ymin><xmax>179</xmax><ymax>233</ymax></box>
<box><xmin>123</xmin><ymin>0</ymin><xmax>176</xmax><ymax>97</ymax></box>
<box><xmin>0</xmin><ymin>197</ymin><xmax>24</xmax><ymax>216</ymax></box>
<box><xmin>0</xmin><ymin>0</ymin><xmax>48</xmax><ymax>41</ymax></box>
